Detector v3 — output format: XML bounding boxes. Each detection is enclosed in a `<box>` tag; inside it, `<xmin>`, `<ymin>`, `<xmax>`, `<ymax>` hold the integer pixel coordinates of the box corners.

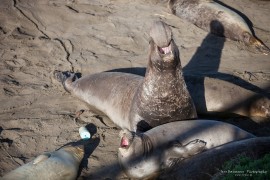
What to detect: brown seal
<box><xmin>169</xmin><ymin>0</ymin><xmax>270</xmax><ymax>54</ymax></box>
<box><xmin>118</xmin><ymin>120</ymin><xmax>255</xmax><ymax>179</ymax></box>
<box><xmin>2</xmin><ymin>145</ymin><xmax>84</xmax><ymax>180</ymax></box>
<box><xmin>54</xmin><ymin>21</ymin><xmax>197</xmax><ymax>132</ymax></box>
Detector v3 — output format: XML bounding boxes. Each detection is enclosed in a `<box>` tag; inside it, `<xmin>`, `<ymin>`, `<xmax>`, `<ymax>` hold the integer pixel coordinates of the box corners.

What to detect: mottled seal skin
<box><xmin>54</xmin><ymin>21</ymin><xmax>197</xmax><ymax>132</ymax></box>
<box><xmin>185</xmin><ymin>76</ymin><xmax>270</xmax><ymax>121</ymax></box>
<box><xmin>169</xmin><ymin>0</ymin><xmax>270</xmax><ymax>55</ymax></box>
<box><xmin>2</xmin><ymin>145</ymin><xmax>84</xmax><ymax>180</ymax></box>
<box><xmin>159</xmin><ymin>137</ymin><xmax>270</xmax><ymax>180</ymax></box>
<box><xmin>118</xmin><ymin>120</ymin><xmax>255</xmax><ymax>179</ymax></box>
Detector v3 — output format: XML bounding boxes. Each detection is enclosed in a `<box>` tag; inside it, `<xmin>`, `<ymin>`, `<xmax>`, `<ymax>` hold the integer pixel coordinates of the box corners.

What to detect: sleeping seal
<box><xmin>118</xmin><ymin>120</ymin><xmax>255</xmax><ymax>179</ymax></box>
<box><xmin>168</xmin><ymin>0</ymin><xmax>270</xmax><ymax>54</ymax></box>
<box><xmin>159</xmin><ymin>137</ymin><xmax>270</xmax><ymax>180</ymax></box>
<box><xmin>2</xmin><ymin>145</ymin><xmax>84</xmax><ymax>180</ymax></box>
<box><xmin>54</xmin><ymin>21</ymin><xmax>197</xmax><ymax>132</ymax></box>
<box><xmin>185</xmin><ymin>75</ymin><xmax>270</xmax><ymax>122</ymax></box>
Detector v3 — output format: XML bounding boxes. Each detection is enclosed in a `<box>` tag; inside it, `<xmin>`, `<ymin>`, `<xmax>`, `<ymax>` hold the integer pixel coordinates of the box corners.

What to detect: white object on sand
<box><xmin>79</xmin><ymin>126</ymin><xmax>91</xmax><ymax>139</ymax></box>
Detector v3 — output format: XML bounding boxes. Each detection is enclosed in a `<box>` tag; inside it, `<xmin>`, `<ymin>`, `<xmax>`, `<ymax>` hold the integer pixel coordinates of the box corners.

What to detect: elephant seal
<box><xmin>159</xmin><ymin>137</ymin><xmax>270</xmax><ymax>180</ymax></box>
<box><xmin>168</xmin><ymin>0</ymin><xmax>270</xmax><ymax>55</ymax></box>
<box><xmin>185</xmin><ymin>76</ymin><xmax>270</xmax><ymax>122</ymax></box>
<box><xmin>2</xmin><ymin>145</ymin><xmax>84</xmax><ymax>180</ymax></box>
<box><xmin>54</xmin><ymin>21</ymin><xmax>270</xmax><ymax>123</ymax></box>
<box><xmin>54</xmin><ymin>21</ymin><xmax>197</xmax><ymax>132</ymax></box>
<box><xmin>118</xmin><ymin>120</ymin><xmax>255</xmax><ymax>179</ymax></box>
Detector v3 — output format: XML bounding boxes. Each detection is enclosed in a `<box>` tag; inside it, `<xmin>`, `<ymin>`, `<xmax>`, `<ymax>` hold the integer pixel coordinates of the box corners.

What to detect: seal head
<box><xmin>118</xmin><ymin>129</ymin><xmax>206</xmax><ymax>179</ymax></box>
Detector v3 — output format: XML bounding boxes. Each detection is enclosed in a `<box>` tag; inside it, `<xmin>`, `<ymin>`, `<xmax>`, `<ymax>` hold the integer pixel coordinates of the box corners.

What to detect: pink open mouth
<box><xmin>120</xmin><ymin>136</ymin><xmax>129</xmax><ymax>148</ymax></box>
<box><xmin>158</xmin><ymin>43</ymin><xmax>172</xmax><ymax>55</ymax></box>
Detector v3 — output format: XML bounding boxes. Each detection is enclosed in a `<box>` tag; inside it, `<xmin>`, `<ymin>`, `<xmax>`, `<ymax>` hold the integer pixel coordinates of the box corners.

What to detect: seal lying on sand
<box><xmin>159</xmin><ymin>137</ymin><xmax>270</xmax><ymax>180</ymax></box>
<box><xmin>185</xmin><ymin>76</ymin><xmax>270</xmax><ymax>122</ymax></box>
<box><xmin>2</xmin><ymin>145</ymin><xmax>84</xmax><ymax>180</ymax></box>
<box><xmin>118</xmin><ymin>120</ymin><xmax>255</xmax><ymax>179</ymax></box>
<box><xmin>168</xmin><ymin>0</ymin><xmax>270</xmax><ymax>54</ymax></box>
<box><xmin>54</xmin><ymin>21</ymin><xmax>197</xmax><ymax>132</ymax></box>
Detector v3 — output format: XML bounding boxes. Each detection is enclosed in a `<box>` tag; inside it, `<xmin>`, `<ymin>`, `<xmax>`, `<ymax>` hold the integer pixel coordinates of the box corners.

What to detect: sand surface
<box><xmin>0</xmin><ymin>0</ymin><xmax>269</xmax><ymax>179</ymax></box>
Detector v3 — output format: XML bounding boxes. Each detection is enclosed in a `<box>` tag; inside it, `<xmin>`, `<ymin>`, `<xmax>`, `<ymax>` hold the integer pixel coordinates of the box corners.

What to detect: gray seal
<box><xmin>2</xmin><ymin>145</ymin><xmax>84</xmax><ymax>180</ymax></box>
<box><xmin>185</xmin><ymin>76</ymin><xmax>270</xmax><ymax>122</ymax></box>
<box><xmin>118</xmin><ymin>120</ymin><xmax>255</xmax><ymax>179</ymax></box>
<box><xmin>54</xmin><ymin>21</ymin><xmax>197</xmax><ymax>132</ymax></box>
<box><xmin>169</xmin><ymin>0</ymin><xmax>270</xmax><ymax>54</ymax></box>
<box><xmin>159</xmin><ymin>137</ymin><xmax>270</xmax><ymax>180</ymax></box>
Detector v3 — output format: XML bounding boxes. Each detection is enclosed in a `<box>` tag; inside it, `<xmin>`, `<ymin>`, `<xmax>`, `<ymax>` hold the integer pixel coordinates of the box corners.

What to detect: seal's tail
<box><xmin>251</xmin><ymin>37</ymin><xmax>270</xmax><ymax>55</ymax></box>
<box><xmin>244</xmin><ymin>33</ymin><xmax>270</xmax><ymax>55</ymax></box>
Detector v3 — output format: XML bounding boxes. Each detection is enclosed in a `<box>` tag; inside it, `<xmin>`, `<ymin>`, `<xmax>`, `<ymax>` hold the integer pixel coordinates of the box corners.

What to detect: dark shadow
<box><xmin>0</xmin><ymin>138</ymin><xmax>13</xmax><ymax>146</ymax></box>
<box><xmin>183</xmin><ymin>20</ymin><xmax>268</xmax><ymax>113</ymax></box>
<box><xmin>0</xmin><ymin>127</ymin><xmax>19</xmax><ymax>146</ymax></box>
<box><xmin>183</xmin><ymin>20</ymin><xmax>225</xmax><ymax>112</ymax></box>
<box><xmin>60</xmin><ymin>123</ymin><xmax>100</xmax><ymax>178</ymax></box>
<box><xmin>106</xmin><ymin>67</ymin><xmax>146</xmax><ymax>76</ymax></box>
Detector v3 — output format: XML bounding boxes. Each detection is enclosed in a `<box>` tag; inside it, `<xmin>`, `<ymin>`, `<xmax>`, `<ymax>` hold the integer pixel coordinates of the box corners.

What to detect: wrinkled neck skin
<box><xmin>146</xmin><ymin>38</ymin><xmax>180</xmax><ymax>73</ymax></box>
<box><xmin>130</xmin><ymin>39</ymin><xmax>196</xmax><ymax>130</ymax></box>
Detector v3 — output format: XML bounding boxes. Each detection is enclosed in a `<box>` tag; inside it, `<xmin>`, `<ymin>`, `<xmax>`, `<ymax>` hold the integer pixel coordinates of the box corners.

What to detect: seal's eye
<box><xmin>120</xmin><ymin>136</ymin><xmax>129</xmax><ymax>148</ymax></box>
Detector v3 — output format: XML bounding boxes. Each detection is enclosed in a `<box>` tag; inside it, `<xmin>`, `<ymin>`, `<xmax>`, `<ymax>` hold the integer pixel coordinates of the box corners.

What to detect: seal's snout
<box><xmin>120</xmin><ymin>136</ymin><xmax>129</xmax><ymax>148</ymax></box>
<box><xmin>150</xmin><ymin>21</ymin><xmax>172</xmax><ymax>49</ymax></box>
<box><xmin>119</xmin><ymin>129</ymin><xmax>135</xmax><ymax>149</ymax></box>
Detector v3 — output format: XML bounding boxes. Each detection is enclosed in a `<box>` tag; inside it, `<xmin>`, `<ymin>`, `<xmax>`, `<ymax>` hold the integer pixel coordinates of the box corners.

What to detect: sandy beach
<box><xmin>0</xmin><ymin>0</ymin><xmax>269</xmax><ymax>179</ymax></box>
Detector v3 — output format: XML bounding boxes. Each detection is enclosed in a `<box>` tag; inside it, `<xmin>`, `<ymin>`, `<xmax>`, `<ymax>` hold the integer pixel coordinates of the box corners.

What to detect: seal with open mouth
<box><xmin>54</xmin><ymin>21</ymin><xmax>197</xmax><ymax>132</ymax></box>
<box><xmin>118</xmin><ymin>120</ymin><xmax>255</xmax><ymax>179</ymax></box>
<box><xmin>54</xmin><ymin>21</ymin><xmax>270</xmax><ymax>126</ymax></box>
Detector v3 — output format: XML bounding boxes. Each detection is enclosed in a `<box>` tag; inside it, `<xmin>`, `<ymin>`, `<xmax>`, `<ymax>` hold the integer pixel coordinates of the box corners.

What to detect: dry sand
<box><xmin>0</xmin><ymin>0</ymin><xmax>269</xmax><ymax>179</ymax></box>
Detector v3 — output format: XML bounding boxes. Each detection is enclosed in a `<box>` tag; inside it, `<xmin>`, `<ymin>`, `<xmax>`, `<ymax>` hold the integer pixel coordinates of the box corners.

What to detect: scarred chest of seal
<box><xmin>129</xmin><ymin>21</ymin><xmax>197</xmax><ymax>131</ymax></box>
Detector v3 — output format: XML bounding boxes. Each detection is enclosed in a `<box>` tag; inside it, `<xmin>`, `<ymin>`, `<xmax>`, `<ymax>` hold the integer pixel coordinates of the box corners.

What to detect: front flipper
<box><xmin>32</xmin><ymin>153</ymin><xmax>51</xmax><ymax>165</ymax></box>
<box><xmin>163</xmin><ymin>139</ymin><xmax>206</xmax><ymax>168</ymax></box>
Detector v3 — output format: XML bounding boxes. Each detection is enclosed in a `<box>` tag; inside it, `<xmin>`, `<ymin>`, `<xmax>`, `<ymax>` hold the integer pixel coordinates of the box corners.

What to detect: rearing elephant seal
<box><xmin>2</xmin><ymin>145</ymin><xmax>84</xmax><ymax>180</ymax></box>
<box><xmin>55</xmin><ymin>21</ymin><xmax>270</xmax><ymax>124</ymax></box>
<box><xmin>54</xmin><ymin>21</ymin><xmax>197</xmax><ymax>132</ymax></box>
<box><xmin>118</xmin><ymin>120</ymin><xmax>255</xmax><ymax>179</ymax></box>
<box><xmin>169</xmin><ymin>0</ymin><xmax>270</xmax><ymax>54</ymax></box>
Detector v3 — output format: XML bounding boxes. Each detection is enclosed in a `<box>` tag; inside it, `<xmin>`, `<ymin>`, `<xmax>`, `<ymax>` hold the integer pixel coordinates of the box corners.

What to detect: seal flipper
<box><xmin>163</xmin><ymin>139</ymin><xmax>206</xmax><ymax>168</ymax></box>
<box><xmin>33</xmin><ymin>153</ymin><xmax>51</xmax><ymax>164</ymax></box>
